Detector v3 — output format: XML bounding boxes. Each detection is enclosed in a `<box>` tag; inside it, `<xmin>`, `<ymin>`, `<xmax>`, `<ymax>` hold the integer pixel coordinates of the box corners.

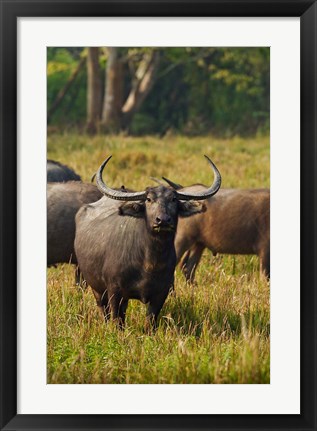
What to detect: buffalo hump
<box><xmin>47</xmin><ymin>159</ymin><xmax>81</xmax><ymax>183</ymax></box>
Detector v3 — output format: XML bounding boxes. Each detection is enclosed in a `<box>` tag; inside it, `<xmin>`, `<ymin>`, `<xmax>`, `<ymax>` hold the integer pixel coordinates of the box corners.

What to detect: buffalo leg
<box><xmin>117</xmin><ymin>299</ymin><xmax>129</xmax><ymax>329</ymax></box>
<box><xmin>75</xmin><ymin>266</ymin><xmax>87</xmax><ymax>287</ymax></box>
<box><xmin>181</xmin><ymin>243</ymin><xmax>205</xmax><ymax>283</ymax></box>
<box><xmin>260</xmin><ymin>247</ymin><xmax>270</xmax><ymax>279</ymax></box>
<box><xmin>179</xmin><ymin>250</ymin><xmax>190</xmax><ymax>273</ymax></box>
<box><xmin>75</xmin><ymin>266</ymin><xmax>81</xmax><ymax>286</ymax></box>
<box><xmin>92</xmin><ymin>288</ymin><xmax>110</xmax><ymax>321</ymax></box>
<box><xmin>146</xmin><ymin>291</ymin><xmax>169</xmax><ymax>331</ymax></box>
<box><xmin>108</xmin><ymin>293</ymin><xmax>128</xmax><ymax>329</ymax></box>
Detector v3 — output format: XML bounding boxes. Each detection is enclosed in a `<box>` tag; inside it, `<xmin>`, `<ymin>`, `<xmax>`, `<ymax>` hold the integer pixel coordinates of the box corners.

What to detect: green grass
<box><xmin>47</xmin><ymin>133</ymin><xmax>270</xmax><ymax>384</ymax></box>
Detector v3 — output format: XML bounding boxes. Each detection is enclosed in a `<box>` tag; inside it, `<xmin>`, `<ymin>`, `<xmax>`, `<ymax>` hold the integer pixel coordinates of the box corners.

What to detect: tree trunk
<box><xmin>86</xmin><ymin>48</ymin><xmax>102</xmax><ymax>134</ymax></box>
<box><xmin>122</xmin><ymin>50</ymin><xmax>160</xmax><ymax>129</ymax></box>
<box><xmin>100</xmin><ymin>47</ymin><xmax>124</xmax><ymax>133</ymax></box>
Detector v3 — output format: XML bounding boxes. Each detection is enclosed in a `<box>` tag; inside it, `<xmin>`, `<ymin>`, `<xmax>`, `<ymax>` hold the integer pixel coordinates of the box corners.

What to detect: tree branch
<box><xmin>122</xmin><ymin>50</ymin><xmax>160</xmax><ymax>123</ymax></box>
<box><xmin>47</xmin><ymin>56</ymin><xmax>86</xmax><ymax>123</ymax></box>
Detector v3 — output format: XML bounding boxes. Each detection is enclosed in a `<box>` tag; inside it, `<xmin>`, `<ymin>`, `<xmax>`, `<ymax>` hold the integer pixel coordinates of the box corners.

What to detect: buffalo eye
<box><xmin>146</xmin><ymin>197</ymin><xmax>152</xmax><ymax>203</ymax></box>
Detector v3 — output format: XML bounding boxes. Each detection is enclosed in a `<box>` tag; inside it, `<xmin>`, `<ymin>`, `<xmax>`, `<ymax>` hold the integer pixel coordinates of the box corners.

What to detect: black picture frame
<box><xmin>1</xmin><ymin>1</ymin><xmax>316</xmax><ymax>430</ymax></box>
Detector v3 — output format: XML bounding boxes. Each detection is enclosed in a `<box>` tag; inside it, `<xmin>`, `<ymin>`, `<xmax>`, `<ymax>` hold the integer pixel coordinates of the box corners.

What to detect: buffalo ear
<box><xmin>118</xmin><ymin>202</ymin><xmax>145</xmax><ymax>218</ymax></box>
<box><xmin>178</xmin><ymin>201</ymin><xmax>206</xmax><ymax>218</ymax></box>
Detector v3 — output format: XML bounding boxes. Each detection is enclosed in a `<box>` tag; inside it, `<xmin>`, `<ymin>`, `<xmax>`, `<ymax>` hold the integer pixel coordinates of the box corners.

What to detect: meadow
<box><xmin>47</xmin><ymin>133</ymin><xmax>270</xmax><ymax>384</ymax></box>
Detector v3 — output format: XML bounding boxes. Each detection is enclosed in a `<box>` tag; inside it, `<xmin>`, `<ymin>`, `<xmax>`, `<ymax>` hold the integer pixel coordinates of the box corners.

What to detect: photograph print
<box><xmin>47</xmin><ymin>47</ymin><xmax>270</xmax><ymax>384</ymax></box>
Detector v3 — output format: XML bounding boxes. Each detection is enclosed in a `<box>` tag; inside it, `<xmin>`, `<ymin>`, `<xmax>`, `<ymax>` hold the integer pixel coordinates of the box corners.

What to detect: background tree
<box><xmin>100</xmin><ymin>47</ymin><xmax>124</xmax><ymax>133</ymax></box>
<box><xmin>47</xmin><ymin>53</ymin><xmax>86</xmax><ymax>124</ymax></box>
<box><xmin>100</xmin><ymin>48</ymin><xmax>160</xmax><ymax>132</ymax></box>
<box><xmin>121</xmin><ymin>49</ymin><xmax>160</xmax><ymax>129</ymax></box>
<box><xmin>47</xmin><ymin>47</ymin><xmax>270</xmax><ymax>136</ymax></box>
<box><xmin>86</xmin><ymin>47</ymin><xmax>102</xmax><ymax>134</ymax></box>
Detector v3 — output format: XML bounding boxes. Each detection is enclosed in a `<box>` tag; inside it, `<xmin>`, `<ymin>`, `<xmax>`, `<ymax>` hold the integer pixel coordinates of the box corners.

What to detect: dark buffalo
<box><xmin>163</xmin><ymin>179</ymin><xmax>270</xmax><ymax>281</ymax></box>
<box><xmin>47</xmin><ymin>182</ymin><xmax>103</xmax><ymax>277</ymax></box>
<box><xmin>47</xmin><ymin>160</ymin><xmax>81</xmax><ymax>182</ymax></box>
<box><xmin>74</xmin><ymin>155</ymin><xmax>221</xmax><ymax>329</ymax></box>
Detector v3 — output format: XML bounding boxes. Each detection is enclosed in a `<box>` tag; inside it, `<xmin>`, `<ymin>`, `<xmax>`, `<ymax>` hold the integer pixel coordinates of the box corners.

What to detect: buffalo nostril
<box><xmin>156</xmin><ymin>215</ymin><xmax>172</xmax><ymax>225</ymax></box>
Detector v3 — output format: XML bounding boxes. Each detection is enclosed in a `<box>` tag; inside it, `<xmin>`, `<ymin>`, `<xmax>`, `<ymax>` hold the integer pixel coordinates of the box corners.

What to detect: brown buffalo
<box><xmin>163</xmin><ymin>180</ymin><xmax>270</xmax><ymax>282</ymax></box>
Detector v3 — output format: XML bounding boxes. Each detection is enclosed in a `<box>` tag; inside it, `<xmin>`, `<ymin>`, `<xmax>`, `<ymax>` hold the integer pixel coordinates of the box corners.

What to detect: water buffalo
<box><xmin>74</xmin><ymin>155</ymin><xmax>221</xmax><ymax>329</ymax></box>
<box><xmin>47</xmin><ymin>182</ymin><xmax>103</xmax><ymax>281</ymax></box>
<box><xmin>47</xmin><ymin>159</ymin><xmax>81</xmax><ymax>182</ymax></box>
<box><xmin>163</xmin><ymin>179</ymin><xmax>270</xmax><ymax>282</ymax></box>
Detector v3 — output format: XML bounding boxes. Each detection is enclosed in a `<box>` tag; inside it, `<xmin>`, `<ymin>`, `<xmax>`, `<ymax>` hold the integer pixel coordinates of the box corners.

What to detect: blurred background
<box><xmin>47</xmin><ymin>47</ymin><xmax>269</xmax><ymax>137</ymax></box>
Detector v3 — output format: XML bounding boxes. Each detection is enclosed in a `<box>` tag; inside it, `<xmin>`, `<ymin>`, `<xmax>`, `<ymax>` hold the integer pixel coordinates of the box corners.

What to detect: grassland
<box><xmin>47</xmin><ymin>133</ymin><xmax>270</xmax><ymax>384</ymax></box>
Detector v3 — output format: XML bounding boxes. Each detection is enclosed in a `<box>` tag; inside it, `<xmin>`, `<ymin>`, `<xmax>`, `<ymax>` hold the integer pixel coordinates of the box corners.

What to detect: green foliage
<box><xmin>47</xmin><ymin>48</ymin><xmax>87</xmax><ymax>126</ymax></box>
<box><xmin>137</xmin><ymin>47</ymin><xmax>269</xmax><ymax>136</ymax></box>
<box><xmin>47</xmin><ymin>47</ymin><xmax>269</xmax><ymax>136</ymax></box>
<box><xmin>47</xmin><ymin>133</ymin><xmax>270</xmax><ymax>384</ymax></box>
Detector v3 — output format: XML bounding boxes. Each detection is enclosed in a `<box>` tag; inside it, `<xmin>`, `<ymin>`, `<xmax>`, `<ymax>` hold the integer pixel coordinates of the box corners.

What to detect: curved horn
<box><xmin>174</xmin><ymin>155</ymin><xmax>221</xmax><ymax>201</ymax></box>
<box><xmin>162</xmin><ymin>177</ymin><xmax>183</xmax><ymax>190</ymax></box>
<box><xmin>96</xmin><ymin>156</ymin><xmax>147</xmax><ymax>201</ymax></box>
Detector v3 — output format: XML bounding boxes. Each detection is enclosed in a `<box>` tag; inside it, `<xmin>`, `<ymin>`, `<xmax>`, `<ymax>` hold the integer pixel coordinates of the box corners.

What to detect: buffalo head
<box><xmin>95</xmin><ymin>155</ymin><xmax>222</xmax><ymax>236</ymax></box>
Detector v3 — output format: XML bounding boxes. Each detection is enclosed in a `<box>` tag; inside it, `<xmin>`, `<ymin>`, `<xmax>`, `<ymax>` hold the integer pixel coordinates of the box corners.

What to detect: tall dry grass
<box><xmin>47</xmin><ymin>133</ymin><xmax>270</xmax><ymax>384</ymax></box>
